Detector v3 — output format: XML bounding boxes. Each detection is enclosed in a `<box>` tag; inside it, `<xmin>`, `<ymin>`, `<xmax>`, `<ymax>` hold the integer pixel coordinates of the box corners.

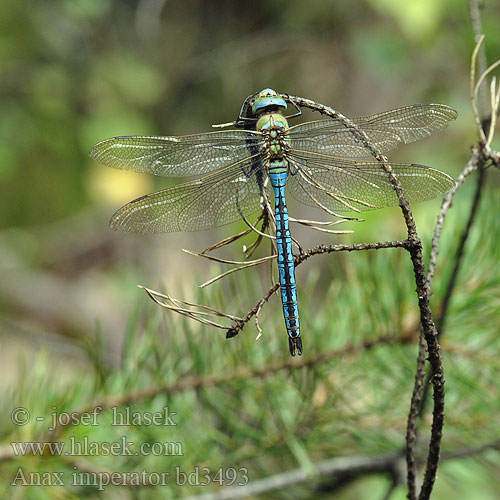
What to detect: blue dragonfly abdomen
<box><xmin>269</xmin><ymin>161</ymin><xmax>302</xmax><ymax>356</ymax></box>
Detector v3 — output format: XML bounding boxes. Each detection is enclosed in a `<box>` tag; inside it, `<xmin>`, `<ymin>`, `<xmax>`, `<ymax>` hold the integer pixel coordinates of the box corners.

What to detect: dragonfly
<box><xmin>90</xmin><ymin>88</ymin><xmax>457</xmax><ymax>356</ymax></box>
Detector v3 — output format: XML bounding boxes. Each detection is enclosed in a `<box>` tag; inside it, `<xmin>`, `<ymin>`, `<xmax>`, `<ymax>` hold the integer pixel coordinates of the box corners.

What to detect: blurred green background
<box><xmin>0</xmin><ymin>0</ymin><xmax>499</xmax><ymax>499</ymax></box>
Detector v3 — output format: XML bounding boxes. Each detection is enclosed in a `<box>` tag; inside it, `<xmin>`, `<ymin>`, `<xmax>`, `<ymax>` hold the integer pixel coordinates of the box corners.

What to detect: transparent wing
<box><xmin>285</xmin><ymin>150</ymin><xmax>455</xmax><ymax>213</ymax></box>
<box><xmin>110</xmin><ymin>155</ymin><xmax>271</xmax><ymax>233</ymax></box>
<box><xmin>287</xmin><ymin>104</ymin><xmax>457</xmax><ymax>158</ymax></box>
<box><xmin>89</xmin><ymin>130</ymin><xmax>264</xmax><ymax>177</ymax></box>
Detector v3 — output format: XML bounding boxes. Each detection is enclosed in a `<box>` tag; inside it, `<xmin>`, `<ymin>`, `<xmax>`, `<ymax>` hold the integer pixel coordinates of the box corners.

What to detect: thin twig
<box><xmin>486</xmin><ymin>76</ymin><xmax>500</xmax><ymax>146</ymax></box>
<box><xmin>291</xmin><ymin>218</ymin><xmax>355</xmax><ymax>235</ymax></box>
<box><xmin>140</xmin><ymin>286</ymin><xmax>242</xmax><ymax>329</ymax></box>
<box><xmin>254</xmin><ymin>300</ymin><xmax>264</xmax><ymax>341</ymax></box>
<box><xmin>240</xmin><ymin>208</ymin><xmax>276</xmax><ymax>241</ymax></box>
<box><xmin>289</xmin><ymin>216</ymin><xmax>361</xmax><ymax>226</ymax></box>
<box><xmin>470</xmin><ymin>35</ymin><xmax>488</xmax><ymax>143</ymax></box>
<box><xmin>474</xmin><ymin>58</ymin><xmax>500</xmax><ymax>143</ymax></box>
<box><xmin>183</xmin><ymin>248</ymin><xmax>274</xmax><ymax>266</ymax></box>
<box><xmin>469</xmin><ymin>0</ymin><xmax>488</xmax><ymax>121</ymax></box>
<box><xmin>436</xmin><ymin>165</ymin><xmax>487</xmax><ymax>336</ymax></box>
<box><xmin>200</xmin><ymin>210</ymin><xmax>270</xmax><ymax>256</ymax></box>
<box><xmin>417</xmin><ymin>162</ymin><xmax>487</xmax><ymax>419</ymax></box>
<box><xmin>198</xmin><ymin>256</ymin><xmax>275</xmax><ymax>289</ymax></box>
<box><xmin>426</xmin><ymin>151</ymin><xmax>482</xmax><ymax>287</ymax></box>
<box><xmin>201</xmin><ymin>226</ymin><xmax>255</xmax><ymax>254</ymax></box>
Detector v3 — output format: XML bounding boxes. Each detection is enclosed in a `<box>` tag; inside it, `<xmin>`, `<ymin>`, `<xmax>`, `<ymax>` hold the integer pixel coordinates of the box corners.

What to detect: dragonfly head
<box><xmin>252</xmin><ymin>88</ymin><xmax>287</xmax><ymax>115</ymax></box>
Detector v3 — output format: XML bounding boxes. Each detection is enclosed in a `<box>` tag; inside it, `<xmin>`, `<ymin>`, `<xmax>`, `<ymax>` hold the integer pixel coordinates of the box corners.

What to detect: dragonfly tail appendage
<box><xmin>270</xmin><ymin>167</ymin><xmax>303</xmax><ymax>356</ymax></box>
<box><xmin>289</xmin><ymin>336</ymin><xmax>303</xmax><ymax>356</ymax></box>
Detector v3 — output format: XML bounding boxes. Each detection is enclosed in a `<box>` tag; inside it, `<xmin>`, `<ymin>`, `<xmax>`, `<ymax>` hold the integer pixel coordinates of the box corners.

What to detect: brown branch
<box><xmin>284</xmin><ymin>95</ymin><xmax>445</xmax><ymax>500</ymax></box>
<box><xmin>469</xmin><ymin>0</ymin><xmax>489</xmax><ymax>123</ymax></box>
<box><xmin>404</xmin><ymin>146</ymin><xmax>486</xmax><ymax>497</ymax></box>
<box><xmin>417</xmin><ymin>160</ymin><xmax>488</xmax><ymax>420</ymax></box>
<box><xmin>437</xmin><ymin>164</ymin><xmax>487</xmax><ymax>335</ymax></box>
<box><xmin>226</xmin><ymin>240</ymin><xmax>409</xmax><ymax>338</ymax></box>
<box><xmin>426</xmin><ymin>148</ymin><xmax>482</xmax><ymax>286</ymax></box>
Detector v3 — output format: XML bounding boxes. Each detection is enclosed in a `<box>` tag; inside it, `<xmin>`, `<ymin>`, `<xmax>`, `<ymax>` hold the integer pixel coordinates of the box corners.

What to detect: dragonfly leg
<box><xmin>282</xmin><ymin>97</ymin><xmax>303</xmax><ymax>120</ymax></box>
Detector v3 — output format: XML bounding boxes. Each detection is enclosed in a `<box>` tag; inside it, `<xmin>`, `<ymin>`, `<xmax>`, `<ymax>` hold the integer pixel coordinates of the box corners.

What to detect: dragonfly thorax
<box><xmin>256</xmin><ymin>112</ymin><xmax>288</xmax><ymax>131</ymax></box>
<box><xmin>257</xmin><ymin>113</ymin><xmax>290</xmax><ymax>157</ymax></box>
